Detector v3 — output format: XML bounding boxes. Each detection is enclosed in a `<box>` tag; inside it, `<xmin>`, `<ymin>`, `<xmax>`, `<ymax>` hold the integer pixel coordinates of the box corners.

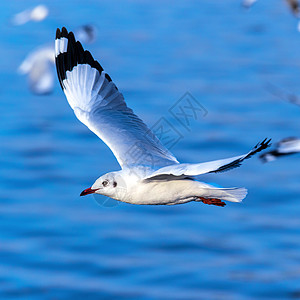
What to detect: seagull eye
<box><xmin>102</xmin><ymin>180</ymin><xmax>108</xmax><ymax>187</ymax></box>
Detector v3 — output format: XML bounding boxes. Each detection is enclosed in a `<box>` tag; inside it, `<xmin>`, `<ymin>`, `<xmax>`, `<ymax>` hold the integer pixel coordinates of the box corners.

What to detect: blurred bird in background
<box><xmin>260</xmin><ymin>84</ymin><xmax>300</xmax><ymax>162</ymax></box>
<box><xmin>260</xmin><ymin>137</ymin><xmax>300</xmax><ymax>162</ymax></box>
<box><xmin>242</xmin><ymin>0</ymin><xmax>258</xmax><ymax>9</ymax></box>
<box><xmin>18</xmin><ymin>24</ymin><xmax>97</xmax><ymax>95</ymax></box>
<box><xmin>18</xmin><ymin>45</ymin><xmax>54</xmax><ymax>95</ymax></box>
<box><xmin>12</xmin><ymin>4</ymin><xmax>49</xmax><ymax>26</ymax></box>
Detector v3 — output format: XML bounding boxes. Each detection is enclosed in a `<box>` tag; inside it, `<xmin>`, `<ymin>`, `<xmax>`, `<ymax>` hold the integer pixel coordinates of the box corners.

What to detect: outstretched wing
<box><xmin>146</xmin><ymin>139</ymin><xmax>271</xmax><ymax>179</ymax></box>
<box><xmin>55</xmin><ymin>27</ymin><xmax>178</xmax><ymax>169</ymax></box>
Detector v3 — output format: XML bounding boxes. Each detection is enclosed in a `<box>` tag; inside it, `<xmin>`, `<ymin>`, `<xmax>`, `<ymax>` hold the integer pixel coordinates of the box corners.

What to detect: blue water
<box><xmin>1</xmin><ymin>0</ymin><xmax>300</xmax><ymax>299</ymax></box>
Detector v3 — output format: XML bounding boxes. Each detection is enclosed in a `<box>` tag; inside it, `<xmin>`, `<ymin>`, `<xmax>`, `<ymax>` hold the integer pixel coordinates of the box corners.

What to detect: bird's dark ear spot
<box><xmin>113</xmin><ymin>181</ymin><xmax>117</xmax><ymax>188</ymax></box>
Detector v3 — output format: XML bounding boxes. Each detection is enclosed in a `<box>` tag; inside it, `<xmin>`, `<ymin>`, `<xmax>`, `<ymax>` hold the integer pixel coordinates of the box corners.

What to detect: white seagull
<box><xmin>260</xmin><ymin>137</ymin><xmax>300</xmax><ymax>162</ymax></box>
<box><xmin>55</xmin><ymin>27</ymin><xmax>271</xmax><ymax>207</ymax></box>
<box><xmin>12</xmin><ymin>4</ymin><xmax>48</xmax><ymax>26</ymax></box>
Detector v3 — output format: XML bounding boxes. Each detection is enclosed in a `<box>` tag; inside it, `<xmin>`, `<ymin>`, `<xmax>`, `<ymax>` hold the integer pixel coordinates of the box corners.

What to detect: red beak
<box><xmin>80</xmin><ymin>187</ymin><xmax>98</xmax><ymax>196</ymax></box>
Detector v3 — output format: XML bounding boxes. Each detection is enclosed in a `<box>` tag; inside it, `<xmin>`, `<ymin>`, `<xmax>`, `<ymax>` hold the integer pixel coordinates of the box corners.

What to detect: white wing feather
<box><xmin>55</xmin><ymin>27</ymin><xmax>178</xmax><ymax>169</ymax></box>
<box><xmin>147</xmin><ymin>139</ymin><xmax>271</xmax><ymax>178</ymax></box>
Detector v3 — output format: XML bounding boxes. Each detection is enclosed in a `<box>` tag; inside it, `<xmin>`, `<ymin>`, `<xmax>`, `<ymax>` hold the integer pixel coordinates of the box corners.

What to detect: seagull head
<box><xmin>80</xmin><ymin>171</ymin><xmax>127</xmax><ymax>200</ymax></box>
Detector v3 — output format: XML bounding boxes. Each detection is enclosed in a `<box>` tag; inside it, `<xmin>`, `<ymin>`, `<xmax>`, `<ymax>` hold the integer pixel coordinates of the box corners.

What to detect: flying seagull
<box><xmin>262</xmin><ymin>84</ymin><xmax>300</xmax><ymax>162</ymax></box>
<box><xmin>55</xmin><ymin>27</ymin><xmax>271</xmax><ymax>207</ymax></box>
<box><xmin>12</xmin><ymin>4</ymin><xmax>48</xmax><ymax>26</ymax></box>
<box><xmin>260</xmin><ymin>137</ymin><xmax>300</xmax><ymax>162</ymax></box>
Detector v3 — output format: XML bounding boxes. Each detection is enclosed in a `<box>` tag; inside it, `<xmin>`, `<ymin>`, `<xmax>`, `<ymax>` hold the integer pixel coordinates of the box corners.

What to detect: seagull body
<box><xmin>55</xmin><ymin>27</ymin><xmax>270</xmax><ymax>207</ymax></box>
<box><xmin>85</xmin><ymin>169</ymin><xmax>247</xmax><ymax>206</ymax></box>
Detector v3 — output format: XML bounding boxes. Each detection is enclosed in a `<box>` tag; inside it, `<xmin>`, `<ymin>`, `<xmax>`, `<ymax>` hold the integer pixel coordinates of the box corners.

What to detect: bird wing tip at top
<box><xmin>55</xmin><ymin>27</ymin><xmax>72</xmax><ymax>41</ymax></box>
<box><xmin>262</xmin><ymin>138</ymin><xmax>272</xmax><ymax>148</ymax></box>
<box><xmin>55</xmin><ymin>27</ymin><xmax>111</xmax><ymax>91</ymax></box>
<box><xmin>251</xmin><ymin>138</ymin><xmax>271</xmax><ymax>155</ymax></box>
<box><xmin>56</xmin><ymin>27</ymin><xmax>68</xmax><ymax>38</ymax></box>
<box><xmin>61</xmin><ymin>27</ymin><xmax>68</xmax><ymax>37</ymax></box>
<box><xmin>56</xmin><ymin>28</ymin><xmax>61</xmax><ymax>39</ymax></box>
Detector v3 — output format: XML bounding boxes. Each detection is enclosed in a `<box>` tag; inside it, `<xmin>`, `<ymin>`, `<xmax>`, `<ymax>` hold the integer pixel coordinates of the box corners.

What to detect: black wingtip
<box><xmin>238</xmin><ymin>138</ymin><xmax>272</xmax><ymax>162</ymax></box>
<box><xmin>55</xmin><ymin>26</ymin><xmax>113</xmax><ymax>89</ymax></box>
<box><xmin>105</xmin><ymin>73</ymin><xmax>112</xmax><ymax>82</ymax></box>
<box><xmin>260</xmin><ymin>138</ymin><xmax>272</xmax><ymax>149</ymax></box>
<box><xmin>255</xmin><ymin>138</ymin><xmax>271</xmax><ymax>149</ymax></box>
<box><xmin>61</xmin><ymin>27</ymin><xmax>68</xmax><ymax>37</ymax></box>
<box><xmin>208</xmin><ymin>138</ymin><xmax>272</xmax><ymax>174</ymax></box>
<box><xmin>56</xmin><ymin>27</ymin><xmax>70</xmax><ymax>39</ymax></box>
<box><xmin>56</xmin><ymin>28</ymin><xmax>61</xmax><ymax>39</ymax></box>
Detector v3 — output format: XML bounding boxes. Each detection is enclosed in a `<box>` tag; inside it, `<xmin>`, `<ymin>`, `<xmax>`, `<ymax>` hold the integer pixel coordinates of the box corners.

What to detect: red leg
<box><xmin>198</xmin><ymin>197</ymin><xmax>226</xmax><ymax>207</ymax></box>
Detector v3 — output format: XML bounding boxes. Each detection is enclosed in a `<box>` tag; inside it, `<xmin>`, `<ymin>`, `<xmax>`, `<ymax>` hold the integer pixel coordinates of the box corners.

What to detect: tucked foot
<box><xmin>198</xmin><ymin>197</ymin><xmax>226</xmax><ymax>207</ymax></box>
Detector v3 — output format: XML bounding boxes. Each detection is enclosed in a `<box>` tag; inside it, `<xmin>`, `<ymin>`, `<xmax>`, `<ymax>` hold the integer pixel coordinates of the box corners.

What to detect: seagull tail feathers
<box><xmin>197</xmin><ymin>187</ymin><xmax>248</xmax><ymax>203</ymax></box>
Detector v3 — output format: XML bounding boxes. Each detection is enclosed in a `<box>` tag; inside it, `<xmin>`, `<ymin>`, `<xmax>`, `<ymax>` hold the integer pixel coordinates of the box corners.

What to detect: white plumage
<box><xmin>55</xmin><ymin>27</ymin><xmax>271</xmax><ymax>207</ymax></box>
<box><xmin>12</xmin><ymin>5</ymin><xmax>48</xmax><ymax>26</ymax></box>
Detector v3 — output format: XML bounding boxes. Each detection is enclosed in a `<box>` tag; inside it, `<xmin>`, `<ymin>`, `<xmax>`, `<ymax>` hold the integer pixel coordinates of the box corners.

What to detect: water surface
<box><xmin>1</xmin><ymin>1</ymin><xmax>300</xmax><ymax>299</ymax></box>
